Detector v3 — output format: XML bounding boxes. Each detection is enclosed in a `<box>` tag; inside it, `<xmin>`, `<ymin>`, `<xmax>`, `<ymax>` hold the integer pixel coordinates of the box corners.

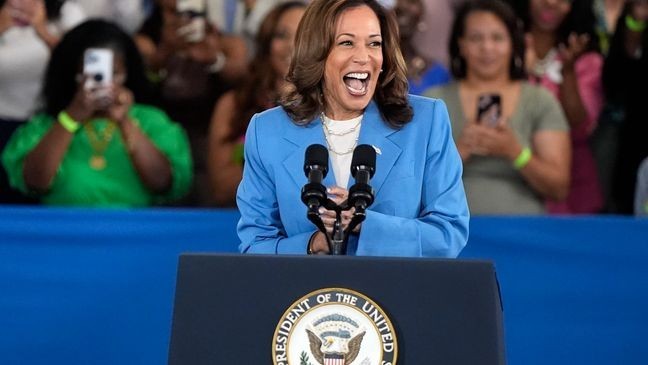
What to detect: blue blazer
<box><xmin>237</xmin><ymin>95</ymin><xmax>469</xmax><ymax>257</ymax></box>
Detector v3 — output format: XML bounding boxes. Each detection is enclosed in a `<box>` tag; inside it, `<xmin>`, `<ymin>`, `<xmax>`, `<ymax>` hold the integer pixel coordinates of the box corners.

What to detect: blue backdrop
<box><xmin>1</xmin><ymin>206</ymin><xmax>647</xmax><ymax>364</ymax></box>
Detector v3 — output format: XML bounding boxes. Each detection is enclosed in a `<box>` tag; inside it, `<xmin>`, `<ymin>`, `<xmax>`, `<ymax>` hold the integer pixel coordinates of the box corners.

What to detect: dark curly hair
<box><xmin>42</xmin><ymin>19</ymin><xmax>155</xmax><ymax>116</ymax></box>
<box><xmin>280</xmin><ymin>0</ymin><xmax>413</xmax><ymax>128</ymax></box>
<box><xmin>449</xmin><ymin>0</ymin><xmax>527</xmax><ymax>80</ymax></box>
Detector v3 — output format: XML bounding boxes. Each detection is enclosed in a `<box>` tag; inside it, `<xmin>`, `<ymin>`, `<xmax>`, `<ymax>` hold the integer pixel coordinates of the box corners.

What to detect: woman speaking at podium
<box><xmin>236</xmin><ymin>0</ymin><xmax>469</xmax><ymax>257</ymax></box>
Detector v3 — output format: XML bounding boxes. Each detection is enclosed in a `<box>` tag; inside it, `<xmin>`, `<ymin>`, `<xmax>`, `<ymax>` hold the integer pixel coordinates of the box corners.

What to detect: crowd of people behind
<box><xmin>0</xmin><ymin>0</ymin><xmax>646</xmax><ymax>215</ymax></box>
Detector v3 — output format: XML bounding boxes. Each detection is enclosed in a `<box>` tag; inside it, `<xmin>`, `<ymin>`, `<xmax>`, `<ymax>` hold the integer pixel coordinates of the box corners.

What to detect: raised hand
<box><xmin>108</xmin><ymin>86</ymin><xmax>134</xmax><ymax>125</ymax></box>
<box><xmin>558</xmin><ymin>32</ymin><xmax>590</xmax><ymax>71</ymax></box>
<box><xmin>470</xmin><ymin>119</ymin><xmax>521</xmax><ymax>161</ymax></box>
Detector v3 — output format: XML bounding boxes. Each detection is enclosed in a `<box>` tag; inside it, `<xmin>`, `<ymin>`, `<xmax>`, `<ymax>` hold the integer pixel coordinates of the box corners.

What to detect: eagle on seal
<box><xmin>306</xmin><ymin>328</ymin><xmax>365</xmax><ymax>365</ymax></box>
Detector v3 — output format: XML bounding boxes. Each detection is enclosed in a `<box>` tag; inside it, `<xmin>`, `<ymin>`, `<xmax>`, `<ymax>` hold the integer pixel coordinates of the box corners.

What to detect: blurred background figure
<box><xmin>75</xmin><ymin>0</ymin><xmax>148</xmax><ymax>34</ymax></box>
<box><xmin>603</xmin><ymin>0</ymin><xmax>648</xmax><ymax>214</ymax></box>
<box><xmin>426</xmin><ymin>0</ymin><xmax>571</xmax><ymax>215</ymax></box>
<box><xmin>411</xmin><ymin>0</ymin><xmax>469</xmax><ymax>66</ymax></box>
<box><xmin>136</xmin><ymin>0</ymin><xmax>247</xmax><ymax>206</ymax></box>
<box><xmin>395</xmin><ymin>0</ymin><xmax>451</xmax><ymax>94</ymax></box>
<box><xmin>511</xmin><ymin>0</ymin><xmax>604</xmax><ymax>214</ymax></box>
<box><xmin>635</xmin><ymin>157</ymin><xmax>648</xmax><ymax>216</ymax></box>
<box><xmin>207</xmin><ymin>0</ymin><xmax>284</xmax><ymax>57</ymax></box>
<box><xmin>1</xmin><ymin>20</ymin><xmax>193</xmax><ymax>206</ymax></box>
<box><xmin>0</xmin><ymin>0</ymin><xmax>85</xmax><ymax>203</ymax></box>
<box><xmin>207</xmin><ymin>1</ymin><xmax>306</xmax><ymax>206</ymax></box>
<box><xmin>593</xmin><ymin>0</ymin><xmax>627</xmax><ymax>54</ymax></box>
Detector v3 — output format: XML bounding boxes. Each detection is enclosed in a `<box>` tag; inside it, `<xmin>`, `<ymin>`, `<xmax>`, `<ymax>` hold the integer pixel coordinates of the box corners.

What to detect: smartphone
<box><xmin>476</xmin><ymin>93</ymin><xmax>501</xmax><ymax>127</ymax></box>
<box><xmin>176</xmin><ymin>0</ymin><xmax>206</xmax><ymax>42</ymax></box>
<box><xmin>83</xmin><ymin>48</ymin><xmax>113</xmax><ymax>91</ymax></box>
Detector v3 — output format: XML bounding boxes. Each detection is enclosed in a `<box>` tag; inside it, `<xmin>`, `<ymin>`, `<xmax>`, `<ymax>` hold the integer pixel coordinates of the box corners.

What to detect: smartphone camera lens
<box><xmin>94</xmin><ymin>74</ymin><xmax>104</xmax><ymax>82</ymax></box>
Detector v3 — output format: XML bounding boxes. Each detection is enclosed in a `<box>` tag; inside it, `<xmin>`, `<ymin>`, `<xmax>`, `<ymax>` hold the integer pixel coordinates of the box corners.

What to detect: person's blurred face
<box><xmin>395</xmin><ymin>0</ymin><xmax>423</xmax><ymax>39</ymax></box>
<box><xmin>323</xmin><ymin>5</ymin><xmax>383</xmax><ymax>120</ymax></box>
<box><xmin>270</xmin><ymin>7</ymin><xmax>305</xmax><ymax>79</ymax></box>
<box><xmin>529</xmin><ymin>0</ymin><xmax>571</xmax><ymax>33</ymax></box>
<box><xmin>160</xmin><ymin>0</ymin><xmax>181</xmax><ymax>23</ymax></box>
<box><xmin>458</xmin><ymin>11</ymin><xmax>512</xmax><ymax>81</ymax></box>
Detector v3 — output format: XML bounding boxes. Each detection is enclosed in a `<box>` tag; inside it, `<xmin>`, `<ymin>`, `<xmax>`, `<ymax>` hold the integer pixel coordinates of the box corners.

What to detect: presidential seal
<box><xmin>272</xmin><ymin>288</ymin><xmax>397</xmax><ymax>365</ymax></box>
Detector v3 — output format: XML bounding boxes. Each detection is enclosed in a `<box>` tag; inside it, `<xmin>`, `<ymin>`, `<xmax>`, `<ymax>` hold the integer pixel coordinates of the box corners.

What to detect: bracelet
<box><xmin>58</xmin><ymin>111</ymin><xmax>81</xmax><ymax>133</ymax></box>
<box><xmin>626</xmin><ymin>15</ymin><xmax>646</xmax><ymax>33</ymax></box>
<box><xmin>306</xmin><ymin>231</ymin><xmax>319</xmax><ymax>255</ymax></box>
<box><xmin>513</xmin><ymin>147</ymin><xmax>532</xmax><ymax>170</ymax></box>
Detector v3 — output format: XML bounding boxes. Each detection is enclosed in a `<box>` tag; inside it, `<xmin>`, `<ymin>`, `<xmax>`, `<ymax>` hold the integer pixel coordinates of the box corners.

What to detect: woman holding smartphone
<box><xmin>426</xmin><ymin>0</ymin><xmax>571</xmax><ymax>215</ymax></box>
<box><xmin>1</xmin><ymin>20</ymin><xmax>193</xmax><ymax>206</ymax></box>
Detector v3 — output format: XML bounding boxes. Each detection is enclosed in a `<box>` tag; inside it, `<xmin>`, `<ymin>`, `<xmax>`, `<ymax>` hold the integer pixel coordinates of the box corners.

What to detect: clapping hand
<box><xmin>461</xmin><ymin>118</ymin><xmax>521</xmax><ymax>161</ymax></box>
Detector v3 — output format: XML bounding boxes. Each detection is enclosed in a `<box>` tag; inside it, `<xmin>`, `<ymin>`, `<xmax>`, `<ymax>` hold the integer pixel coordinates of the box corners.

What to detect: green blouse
<box><xmin>1</xmin><ymin>104</ymin><xmax>193</xmax><ymax>207</ymax></box>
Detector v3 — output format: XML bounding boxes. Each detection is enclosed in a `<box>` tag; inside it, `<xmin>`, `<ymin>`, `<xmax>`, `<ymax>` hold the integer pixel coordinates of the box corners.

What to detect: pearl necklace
<box><xmin>321</xmin><ymin>113</ymin><xmax>362</xmax><ymax>136</ymax></box>
<box><xmin>321</xmin><ymin>113</ymin><xmax>362</xmax><ymax>155</ymax></box>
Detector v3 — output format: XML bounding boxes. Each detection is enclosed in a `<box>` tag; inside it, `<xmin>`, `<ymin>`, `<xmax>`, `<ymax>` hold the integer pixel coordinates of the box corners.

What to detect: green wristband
<box><xmin>513</xmin><ymin>147</ymin><xmax>532</xmax><ymax>170</ymax></box>
<box><xmin>626</xmin><ymin>15</ymin><xmax>646</xmax><ymax>33</ymax></box>
<box><xmin>58</xmin><ymin>111</ymin><xmax>81</xmax><ymax>133</ymax></box>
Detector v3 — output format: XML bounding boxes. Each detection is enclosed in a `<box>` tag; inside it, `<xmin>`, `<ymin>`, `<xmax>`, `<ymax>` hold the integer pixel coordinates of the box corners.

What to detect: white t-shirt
<box><xmin>0</xmin><ymin>2</ymin><xmax>86</xmax><ymax>120</ymax></box>
<box><xmin>206</xmin><ymin>0</ymin><xmax>282</xmax><ymax>56</ymax></box>
<box><xmin>321</xmin><ymin>114</ymin><xmax>363</xmax><ymax>189</ymax></box>
<box><xmin>74</xmin><ymin>0</ymin><xmax>145</xmax><ymax>34</ymax></box>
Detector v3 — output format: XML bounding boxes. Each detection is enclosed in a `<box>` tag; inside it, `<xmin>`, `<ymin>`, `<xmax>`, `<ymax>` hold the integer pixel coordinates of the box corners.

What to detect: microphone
<box><xmin>301</xmin><ymin>144</ymin><xmax>328</xmax><ymax>210</ymax></box>
<box><xmin>348</xmin><ymin>144</ymin><xmax>376</xmax><ymax>211</ymax></box>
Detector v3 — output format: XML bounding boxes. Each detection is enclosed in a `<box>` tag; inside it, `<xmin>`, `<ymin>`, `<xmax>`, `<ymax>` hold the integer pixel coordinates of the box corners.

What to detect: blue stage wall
<box><xmin>0</xmin><ymin>206</ymin><xmax>646</xmax><ymax>364</ymax></box>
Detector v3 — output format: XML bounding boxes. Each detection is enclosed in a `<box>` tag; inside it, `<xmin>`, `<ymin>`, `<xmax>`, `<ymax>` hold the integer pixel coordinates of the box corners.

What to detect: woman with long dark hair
<box><xmin>426</xmin><ymin>0</ymin><xmax>571</xmax><ymax>214</ymax></box>
<box><xmin>237</xmin><ymin>0</ymin><xmax>469</xmax><ymax>257</ymax></box>
<box><xmin>207</xmin><ymin>1</ymin><xmax>307</xmax><ymax>206</ymax></box>
<box><xmin>511</xmin><ymin>0</ymin><xmax>605</xmax><ymax>214</ymax></box>
<box><xmin>0</xmin><ymin>0</ymin><xmax>85</xmax><ymax>202</ymax></box>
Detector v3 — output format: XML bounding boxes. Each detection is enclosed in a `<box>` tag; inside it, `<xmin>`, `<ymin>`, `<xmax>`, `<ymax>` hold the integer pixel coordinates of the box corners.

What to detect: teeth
<box><xmin>345</xmin><ymin>72</ymin><xmax>368</xmax><ymax>80</ymax></box>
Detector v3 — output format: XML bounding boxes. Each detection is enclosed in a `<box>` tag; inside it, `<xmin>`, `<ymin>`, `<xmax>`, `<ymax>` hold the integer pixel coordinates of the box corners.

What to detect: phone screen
<box><xmin>83</xmin><ymin>48</ymin><xmax>113</xmax><ymax>90</ymax></box>
<box><xmin>476</xmin><ymin>93</ymin><xmax>501</xmax><ymax>127</ymax></box>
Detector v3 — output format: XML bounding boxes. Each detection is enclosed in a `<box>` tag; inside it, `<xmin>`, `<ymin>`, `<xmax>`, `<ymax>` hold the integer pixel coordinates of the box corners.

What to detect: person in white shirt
<box><xmin>0</xmin><ymin>0</ymin><xmax>85</xmax><ymax>203</ymax></box>
<box><xmin>207</xmin><ymin>0</ymin><xmax>285</xmax><ymax>56</ymax></box>
<box><xmin>74</xmin><ymin>0</ymin><xmax>147</xmax><ymax>34</ymax></box>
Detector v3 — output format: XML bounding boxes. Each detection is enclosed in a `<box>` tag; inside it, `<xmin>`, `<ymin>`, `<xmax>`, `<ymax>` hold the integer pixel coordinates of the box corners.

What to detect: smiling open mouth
<box><xmin>344</xmin><ymin>72</ymin><xmax>369</xmax><ymax>96</ymax></box>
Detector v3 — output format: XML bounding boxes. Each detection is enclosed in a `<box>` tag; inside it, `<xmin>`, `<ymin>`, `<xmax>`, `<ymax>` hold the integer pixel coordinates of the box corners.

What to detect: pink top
<box><xmin>531</xmin><ymin>51</ymin><xmax>604</xmax><ymax>214</ymax></box>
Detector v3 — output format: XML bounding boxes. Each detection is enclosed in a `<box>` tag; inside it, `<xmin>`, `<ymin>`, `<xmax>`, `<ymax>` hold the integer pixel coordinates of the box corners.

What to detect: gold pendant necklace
<box><xmin>84</xmin><ymin>121</ymin><xmax>117</xmax><ymax>170</ymax></box>
<box><xmin>89</xmin><ymin>155</ymin><xmax>107</xmax><ymax>170</ymax></box>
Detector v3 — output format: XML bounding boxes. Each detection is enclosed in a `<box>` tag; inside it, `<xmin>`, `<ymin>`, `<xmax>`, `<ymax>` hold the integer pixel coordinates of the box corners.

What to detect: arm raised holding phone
<box><xmin>3</xmin><ymin>20</ymin><xmax>193</xmax><ymax>206</ymax></box>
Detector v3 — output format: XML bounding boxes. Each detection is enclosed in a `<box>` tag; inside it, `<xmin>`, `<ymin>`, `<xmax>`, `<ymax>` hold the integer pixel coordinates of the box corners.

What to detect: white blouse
<box><xmin>321</xmin><ymin>114</ymin><xmax>363</xmax><ymax>189</ymax></box>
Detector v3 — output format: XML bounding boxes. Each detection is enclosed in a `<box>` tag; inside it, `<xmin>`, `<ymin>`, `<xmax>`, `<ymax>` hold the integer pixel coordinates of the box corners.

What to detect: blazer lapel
<box><xmin>357</xmin><ymin>102</ymin><xmax>402</xmax><ymax>194</ymax></box>
<box><xmin>281</xmin><ymin>115</ymin><xmax>336</xmax><ymax>189</ymax></box>
<box><xmin>281</xmin><ymin>102</ymin><xmax>402</xmax><ymax>194</ymax></box>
